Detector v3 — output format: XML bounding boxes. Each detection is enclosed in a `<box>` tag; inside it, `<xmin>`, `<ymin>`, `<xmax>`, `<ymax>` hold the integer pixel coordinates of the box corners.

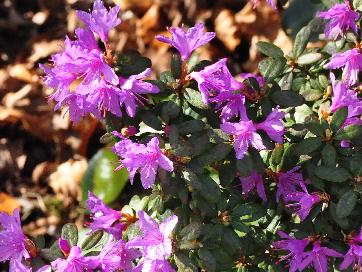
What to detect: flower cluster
<box><xmin>40</xmin><ymin>0</ymin><xmax>159</xmax><ymax>122</ymax></box>
<box><xmin>29</xmin><ymin>0</ymin><xmax>362</xmax><ymax>271</ymax></box>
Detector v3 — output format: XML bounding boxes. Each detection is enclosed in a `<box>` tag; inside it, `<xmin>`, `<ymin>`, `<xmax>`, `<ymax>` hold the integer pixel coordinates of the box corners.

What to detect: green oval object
<box><xmin>82</xmin><ymin>148</ymin><xmax>128</xmax><ymax>205</ymax></box>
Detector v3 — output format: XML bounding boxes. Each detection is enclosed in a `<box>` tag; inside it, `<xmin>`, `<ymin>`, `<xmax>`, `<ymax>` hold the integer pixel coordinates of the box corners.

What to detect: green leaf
<box><xmin>256</xmin><ymin>41</ymin><xmax>284</xmax><ymax>58</ymax></box>
<box><xmin>178</xmin><ymin>120</ymin><xmax>205</xmax><ymax>134</ymax></box>
<box><xmin>315</xmin><ymin>166</ymin><xmax>350</xmax><ymax>182</ymax></box>
<box><xmin>171</xmin><ymin>53</ymin><xmax>182</xmax><ymax>79</ymax></box>
<box><xmin>321</xmin><ymin>144</ymin><xmax>336</xmax><ymax>167</ymax></box>
<box><xmin>140</xmin><ymin>111</ymin><xmax>163</xmax><ymax>131</ymax></box>
<box><xmin>81</xmin><ymin>230</ymin><xmax>104</xmax><ymax>251</ymax></box>
<box><xmin>330</xmin><ymin>107</ymin><xmax>348</xmax><ymax>132</ymax></box>
<box><xmin>292</xmin><ymin>25</ymin><xmax>312</xmax><ymax>58</ymax></box>
<box><xmin>259</xmin><ymin>57</ymin><xmax>286</xmax><ymax>80</ymax></box>
<box><xmin>198</xmin><ymin>248</ymin><xmax>216</xmax><ymax>272</ymax></box>
<box><xmin>335</xmin><ymin>125</ymin><xmax>362</xmax><ymax>141</ymax></box>
<box><xmin>161</xmin><ymin>100</ymin><xmax>181</xmax><ymax>122</ymax></box>
<box><xmin>279</xmin><ymin>72</ymin><xmax>293</xmax><ymax>91</ymax></box>
<box><xmin>296</xmin><ymin>52</ymin><xmax>322</xmax><ymax>65</ymax></box>
<box><xmin>82</xmin><ymin>148</ymin><xmax>128</xmax><ymax>205</ymax></box>
<box><xmin>300</xmin><ymin>87</ymin><xmax>323</xmax><ymax>101</ymax></box>
<box><xmin>115</xmin><ymin>50</ymin><xmax>151</xmax><ymax>77</ymax></box>
<box><xmin>184</xmin><ymin>88</ymin><xmax>208</xmax><ymax>110</ymax></box>
<box><xmin>105</xmin><ymin>112</ymin><xmax>123</xmax><ymax>133</ymax></box>
<box><xmin>271</xmin><ymin>144</ymin><xmax>284</xmax><ymax>167</ymax></box>
<box><xmin>199</xmin><ymin>175</ymin><xmax>221</xmax><ymax>203</ymax></box>
<box><xmin>294</xmin><ymin>137</ymin><xmax>322</xmax><ymax>155</ymax></box>
<box><xmin>336</xmin><ymin>190</ymin><xmax>357</xmax><ymax>218</ymax></box>
<box><xmin>179</xmin><ymin>222</ymin><xmax>204</xmax><ymax>241</ymax></box>
<box><xmin>271</xmin><ymin>90</ymin><xmax>304</xmax><ymax>107</ymax></box>
<box><xmin>61</xmin><ymin>223</ymin><xmax>78</xmax><ymax>246</ymax></box>
<box><xmin>174</xmin><ymin>252</ymin><xmax>198</xmax><ymax>272</ymax></box>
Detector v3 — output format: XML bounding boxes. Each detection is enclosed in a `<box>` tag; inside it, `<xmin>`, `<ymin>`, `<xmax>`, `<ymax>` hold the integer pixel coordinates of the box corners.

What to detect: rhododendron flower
<box><xmin>330</xmin><ymin>73</ymin><xmax>362</xmax><ymax>118</ymax></box>
<box><xmin>76</xmin><ymin>0</ymin><xmax>121</xmax><ymax>43</ymax></box>
<box><xmin>118</xmin><ymin>68</ymin><xmax>160</xmax><ymax>117</ymax></box>
<box><xmin>128</xmin><ymin>211</ymin><xmax>178</xmax><ymax>272</ymax></box>
<box><xmin>318</xmin><ymin>1</ymin><xmax>359</xmax><ymax>40</ymax></box>
<box><xmin>86</xmin><ymin>192</ymin><xmax>124</xmax><ymax>238</ymax></box>
<box><xmin>189</xmin><ymin>58</ymin><xmax>243</xmax><ymax>104</ymax></box>
<box><xmin>239</xmin><ymin>171</ymin><xmax>267</xmax><ymax>202</ymax></box>
<box><xmin>272</xmin><ymin>231</ymin><xmax>309</xmax><ymax>272</ymax></box>
<box><xmin>221</xmin><ymin>108</ymin><xmax>285</xmax><ymax>159</ymax></box>
<box><xmin>299</xmin><ymin>241</ymin><xmax>343</xmax><ymax>272</ymax></box>
<box><xmin>210</xmin><ymin>90</ymin><xmax>246</xmax><ymax>122</ymax></box>
<box><xmin>276</xmin><ymin>167</ymin><xmax>306</xmax><ymax>202</ymax></box>
<box><xmin>340</xmin><ymin>228</ymin><xmax>362</xmax><ymax>271</ymax></box>
<box><xmin>52</xmin><ymin>246</ymin><xmax>98</xmax><ymax>272</ymax></box>
<box><xmin>95</xmin><ymin>240</ymin><xmax>141</xmax><ymax>272</ymax></box>
<box><xmin>284</xmin><ymin>183</ymin><xmax>322</xmax><ymax>221</ymax></box>
<box><xmin>156</xmin><ymin>23</ymin><xmax>215</xmax><ymax>61</ymax></box>
<box><xmin>325</xmin><ymin>48</ymin><xmax>362</xmax><ymax>86</ymax></box>
<box><xmin>112</xmin><ymin>135</ymin><xmax>174</xmax><ymax>189</ymax></box>
<box><xmin>0</xmin><ymin>209</ymin><xmax>31</xmax><ymax>272</ymax></box>
<box><xmin>40</xmin><ymin>28</ymin><xmax>119</xmax><ymax>122</ymax></box>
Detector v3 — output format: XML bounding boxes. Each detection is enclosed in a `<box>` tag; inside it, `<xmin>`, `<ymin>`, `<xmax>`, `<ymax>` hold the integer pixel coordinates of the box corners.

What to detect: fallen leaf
<box><xmin>0</xmin><ymin>192</ymin><xmax>20</xmax><ymax>214</ymax></box>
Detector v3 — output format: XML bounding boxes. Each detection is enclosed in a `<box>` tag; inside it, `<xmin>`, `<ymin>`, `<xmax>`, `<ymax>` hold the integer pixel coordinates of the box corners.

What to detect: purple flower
<box><xmin>156</xmin><ymin>23</ymin><xmax>215</xmax><ymax>61</ymax></box>
<box><xmin>284</xmin><ymin>183</ymin><xmax>322</xmax><ymax>221</ymax></box>
<box><xmin>239</xmin><ymin>171</ymin><xmax>267</xmax><ymax>202</ymax></box>
<box><xmin>220</xmin><ymin>108</ymin><xmax>285</xmax><ymax>160</ymax></box>
<box><xmin>330</xmin><ymin>73</ymin><xmax>362</xmax><ymax>118</ymax></box>
<box><xmin>118</xmin><ymin>68</ymin><xmax>160</xmax><ymax>117</ymax></box>
<box><xmin>52</xmin><ymin>246</ymin><xmax>98</xmax><ymax>272</ymax></box>
<box><xmin>189</xmin><ymin>58</ymin><xmax>243</xmax><ymax>104</ymax></box>
<box><xmin>318</xmin><ymin>1</ymin><xmax>359</xmax><ymax>40</ymax></box>
<box><xmin>76</xmin><ymin>0</ymin><xmax>121</xmax><ymax>43</ymax></box>
<box><xmin>96</xmin><ymin>240</ymin><xmax>141</xmax><ymax>272</ymax></box>
<box><xmin>272</xmin><ymin>231</ymin><xmax>309</xmax><ymax>272</ymax></box>
<box><xmin>210</xmin><ymin>90</ymin><xmax>246</xmax><ymax>122</ymax></box>
<box><xmin>86</xmin><ymin>192</ymin><xmax>124</xmax><ymax>238</ymax></box>
<box><xmin>128</xmin><ymin>211</ymin><xmax>178</xmax><ymax>272</ymax></box>
<box><xmin>0</xmin><ymin>209</ymin><xmax>31</xmax><ymax>272</ymax></box>
<box><xmin>299</xmin><ymin>241</ymin><xmax>343</xmax><ymax>272</ymax></box>
<box><xmin>325</xmin><ymin>48</ymin><xmax>362</xmax><ymax>86</ymax></box>
<box><xmin>40</xmin><ymin>28</ymin><xmax>119</xmax><ymax>122</ymax></box>
<box><xmin>276</xmin><ymin>167</ymin><xmax>305</xmax><ymax>202</ymax></box>
<box><xmin>254</xmin><ymin>108</ymin><xmax>285</xmax><ymax>143</ymax></box>
<box><xmin>340</xmin><ymin>229</ymin><xmax>362</xmax><ymax>271</ymax></box>
<box><xmin>221</xmin><ymin>119</ymin><xmax>265</xmax><ymax>160</ymax></box>
<box><xmin>112</xmin><ymin>135</ymin><xmax>174</xmax><ymax>189</ymax></box>
<box><xmin>134</xmin><ymin>259</ymin><xmax>176</xmax><ymax>272</ymax></box>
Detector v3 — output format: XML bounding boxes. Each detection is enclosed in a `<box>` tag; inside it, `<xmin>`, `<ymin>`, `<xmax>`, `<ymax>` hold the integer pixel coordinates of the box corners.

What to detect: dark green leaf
<box><xmin>161</xmin><ymin>100</ymin><xmax>181</xmax><ymax>122</ymax></box>
<box><xmin>315</xmin><ymin>166</ymin><xmax>350</xmax><ymax>182</ymax></box>
<box><xmin>336</xmin><ymin>190</ymin><xmax>357</xmax><ymax>218</ymax></box>
<box><xmin>115</xmin><ymin>50</ymin><xmax>151</xmax><ymax>77</ymax></box>
<box><xmin>294</xmin><ymin>137</ymin><xmax>322</xmax><ymax>155</ymax></box>
<box><xmin>321</xmin><ymin>144</ymin><xmax>336</xmax><ymax>167</ymax></box>
<box><xmin>271</xmin><ymin>90</ymin><xmax>304</xmax><ymax>107</ymax></box>
<box><xmin>198</xmin><ymin>248</ymin><xmax>216</xmax><ymax>272</ymax></box>
<box><xmin>179</xmin><ymin>222</ymin><xmax>204</xmax><ymax>241</ymax></box>
<box><xmin>330</xmin><ymin>107</ymin><xmax>348</xmax><ymax>132</ymax></box>
<box><xmin>259</xmin><ymin>57</ymin><xmax>286</xmax><ymax>80</ymax></box>
<box><xmin>171</xmin><ymin>53</ymin><xmax>182</xmax><ymax>79</ymax></box>
<box><xmin>178</xmin><ymin>120</ymin><xmax>205</xmax><ymax>134</ymax></box>
<box><xmin>300</xmin><ymin>87</ymin><xmax>323</xmax><ymax>101</ymax></box>
<box><xmin>335</xmin><ymin>125</ymin><xmax>362</xmax><ymax>141</ymax></box>
<box><xmin>256</xmin><ymin>41</ymin><xmax>284</xmax><ymax>58</ymax></box>
<box><xmin>271</xmin><ymin>144</ymin><xmax>284</xmax><ymax>167</ymax></box>
<box><xmin>174</xmin><ymin>252</ymin><xmax>198</xmax><ymax>272</ymax></box>
<box><xmin>292</xmin><ymin>25</ymin><xmax>312</xmax><ymax>58</ymax></box>
<box><xmin>279</xmin><ymin>73</ymin><xmax>293</xmax><ymax>91</ymax></box>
